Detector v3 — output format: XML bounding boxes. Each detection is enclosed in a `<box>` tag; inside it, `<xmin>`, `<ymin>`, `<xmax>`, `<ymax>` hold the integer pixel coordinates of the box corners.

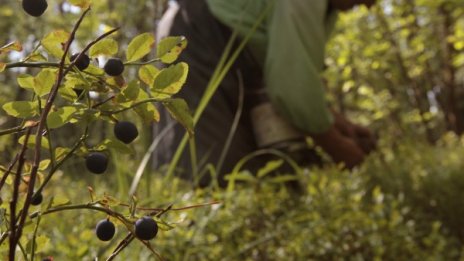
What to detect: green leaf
<box><xmin>47</xmin><ymin>106</ymin><xmax>78</xmax><ymax>129</ymax></box>
<box><xmin>257</xmin><ymin>160</ymin><xmax>284</xmax><ymax>178</ymax></box>
<box><xmin>41</xmin><ymin>30</ymin><xmax>70</xmax><ymax>59</ymax></box>
<box><xmin>18</xmin><ymin>135</ymin><xmax>50</xmax><ymax>149</ymax></box>
<box><xmin>58</xmin><ymin>85</ymin><xmax>78</xmax><ymax>101</ymax></box>
<box><xmin>157</xmin><ymin>36</ymin><xmax>187</xmax><ymax>64</ymax></box>
<box><xmin>39</xmin><ymin>159</ymin><xmax>51</xmax><ymax>171</ymax></box>
<box><xmin>2</xmin><ymin>101</ymin><xmax>38</xmax><ymax>118</ymax></box>
<box><xmin>120</xmin><ymin>80</ymin><xmax>140</xmax><ymax>101</ymax></box>
<box><xmin>126</xmin><ymin>33</ymin><xmax>155</xmax><ymax>62</ymax></box>
<box><xmin>0</xmin><ymin>63</ymin><xmax>5</xmax><ymax>73</ymax></box>
<box><xmin>34</xmin><ymin>69</ymin><xmax>56</xmax><ymax>97</ymax></box>
<box><xmin>152</xmin><ymin>62</ymin><xmax>188</xmax><ymax>99</ymax></box>
<box><xmin>17</xmin><ymin>74</ymin><xmax>35</xmax><ymax>90</ymax></box>
<box><xmin>55</xmin><ymin>147</ymin><xmax>71</xmax><ymax>162</ymax></box>
<box><xmin>134</xmin><ymin>89</ymin><xmax>160</xmax><ymax>123</ymax></box>
<box><xmin>95</xmin><ymin>139</ymin><xmax>135</xmax><ymax>155</ymax></box>
<box><xmin>89</xmin><ymin>38</ymin><xmax>118</xmax><ymax>57</ymax></box>
<box><xmin>138</xmin><ymin>65</ymin><xmax>160</xmax><ymax>86</ymax></box>
<box><xmin>163</xmin><ymin>99</ymin><xmax>194</xmax><ymax>136</ymax></box>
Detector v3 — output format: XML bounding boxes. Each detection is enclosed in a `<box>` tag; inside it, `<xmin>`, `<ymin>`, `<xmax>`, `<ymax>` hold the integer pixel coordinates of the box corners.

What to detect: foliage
<box><xmin>1</xmin><ymin>0</ymin><xmax>463</xmax><ymax>260</ymax></box>
<box><xmin>0</xmin><ymin>1</ymin><xmax>195</xmax><ymax>260</ymax></box>
<box><xmin>325</xmin><ymin>0</ymin><xmax>464</xmax><ymax>142</ymax></box>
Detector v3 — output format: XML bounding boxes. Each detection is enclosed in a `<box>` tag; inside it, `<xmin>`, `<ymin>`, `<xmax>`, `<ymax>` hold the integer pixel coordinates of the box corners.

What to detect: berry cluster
<box><xmin>95</xmin><ymin>216</ymin><xmax>158</xmax><ymax>242</ymax></box>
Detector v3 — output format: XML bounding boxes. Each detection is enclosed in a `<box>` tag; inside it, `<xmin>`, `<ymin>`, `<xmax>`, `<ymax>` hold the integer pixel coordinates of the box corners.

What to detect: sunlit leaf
<box><xmin>18</xmin><ymin>135</ymin><xmax>49</xmax><ymax>149</ymax></box>
<box><xmin>95</xmin><ymin>139</ymin><xmax>135</xmax><ymax>155</ymax></box>
<box><xmin>41</xmin><ymin>30</ymin><xmax>70</xmax><ymax>59</ymax></box>
<box><xmin>47</xmin><ymin>106</ymin><xmax>79</xmax><ymax>129</ymax></box>
<box><xmin>2</xmin><ymin>101</ymin><xmax>38</xmax><ymax>118</ymax></box>
<box><xmin>126</xmin><ymin>32</ymin><xmax>155</xmax><ymax>62</ymax></box>
<box><xmin>17</xmin><ymin>74</ymin><xmax>35</xmax><ymax>90</ymax></box>
<box><xmin>157</xmin><ymin>36</ymin><xmax>187</xmax><ymax>64</ymax></box>
<box><xmin>89</xmin><ymin>38</ymin><xmax>118</xmax><ymax>57</ymax></box>
<box><xmin>152</xmin><ymin>62</ymin><xmax>188</xmax><ymax>99</ymax></box>
<box><xmin>34</xmin><ymin>69</ymin><xmax>56</xmax><ymax>97</ymax></box>
<box><xmin>138</xmin><ymin>64</ymin><xmax>159</xmax><ymax>86</ymax></box>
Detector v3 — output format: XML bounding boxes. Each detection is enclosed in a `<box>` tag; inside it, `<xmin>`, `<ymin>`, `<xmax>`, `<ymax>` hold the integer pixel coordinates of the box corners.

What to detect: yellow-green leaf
<box><xmin>17</xmin><ymin>74</ymin><xmax>35</xmax><ymax>90</ymax></box>
<box><xmin>157</xmin><ymin>36</ymin><xmax>187</xmax><ymax>64</ymax></box>
<box><xmin>41</xmin><ymin>30</ymin><xmax>70</xmax><ymax>59</ymax></box>
<box><xmin>163</xmin><ymin>99</ymin><xmax>193</xmax><ymax>136</ymax></box>
<box><xmin>34</xmin><ymin>69</ymin><xmax>56</xmax><ymax>97</ymax></box>
<box><xmin>126</xmin><ymin>33</ymin><xmax>155</xmax><ymax>62</ymax></box>
<box><xmin>47</xmin><ymin>106</ymin><xmax>78</xmax><ymax>129</ymax></box>
<box><xmin>2</xmin><ymin>101</ymin><xmax>38</xmax><ymax>118</ymax></box>
<box><xmin>134</xmin><ymin>89</ymin><xmax>160</xmax><ymax>123</ymax></box>
<box><xmin>0</xmin><ymin>63</ymin><xmax>5</xmax><ymax>73</ymax></box>
<box><xmin>18</xmin><ymin>135</ymin><xmax>49</xmax><ymax>149</ymax></box>
<box><xmin>89</xmin><ymin>38</ymin><xmax>118</xmax><ymax>57</ymax></box>
<box><xmin>152</xmin><ymin>62</ymin><xmax>188</xmax><ymax>99</ymax></box>
<box><xmin>138</xmin><ymin>64</ymin><xmax>160</xmax><ymax>86</ymax></box>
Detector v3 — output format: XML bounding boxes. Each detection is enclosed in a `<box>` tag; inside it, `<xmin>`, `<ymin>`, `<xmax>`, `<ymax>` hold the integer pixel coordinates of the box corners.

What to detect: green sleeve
<box><xmin>265</xmin><ymin>0</ymin><xmax>335</xmax><ymax>134</ymax></box>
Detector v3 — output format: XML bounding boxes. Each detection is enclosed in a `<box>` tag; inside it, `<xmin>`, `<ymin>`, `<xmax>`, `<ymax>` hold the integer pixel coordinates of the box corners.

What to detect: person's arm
<box><xmin>265</xmin><ymin>0</ymin><xmax>334</xmax><ymax>135</ymax></box>
<box><xmin>265</xmin><ymin>0</ymin><xmax>368</xmax><ymax>168</ymax></box>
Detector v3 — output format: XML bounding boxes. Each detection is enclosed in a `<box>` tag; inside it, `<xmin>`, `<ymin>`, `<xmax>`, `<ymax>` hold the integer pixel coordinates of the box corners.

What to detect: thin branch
<box><xmin>33</xmin><ymin>130</ymin><xmax>88</xmax><ymax>198</ymax></box>
<box><xmin>106</xmin><ymin>233</ymin><xmax>135</xmax><ymax>261</ymax></box>
<box><xmin>5</xmin><ymin>62</ymin><xmax>60</xmax><ymax>70</ymax></box>
<box><xmin>0</xmin><ymin>154</ymin><xmax>19</xmax><ymax>192</ymax></box>
<box><xmin>8</xmin><ymin>127</ymin><xmax>32</xmax><ymax>261</ymax></box>
<box><xmin>16</xmin><ymin>7</ymin><xmax>93</xmax><ymax>251</ymax></box>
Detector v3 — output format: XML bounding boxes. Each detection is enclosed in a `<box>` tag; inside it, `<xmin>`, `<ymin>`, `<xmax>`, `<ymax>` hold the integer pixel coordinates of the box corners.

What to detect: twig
<box><xmin>8</xmin><ymin>127</ymin><xmax>32</xmax><ymax>261</ymax></box>
<box><xmin>15</xmin><ymin>7</ymin><xmax>94</xmax><ymax>253</ymax></box>
<box><xmin>33</xmin><ymin>130</ymin><xmax>88</xmax><ymax>198</ymax></box>
<box><xmin>106</xmin><ymin>233</ymin><xmax>135</xmax><ymax>261</ymax></box>
<box><xmin>0</xmin><ymin>154</ymin><xmax>19</xmax><ymax>192</ymax></box>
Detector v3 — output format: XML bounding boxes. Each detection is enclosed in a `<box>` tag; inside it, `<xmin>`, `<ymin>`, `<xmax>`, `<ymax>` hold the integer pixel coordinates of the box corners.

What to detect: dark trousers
<box><xmin>154</xmin><ymin>0</ymin><xmax>263</xmax><ymax>187</ymax></box>
<box><xmin>154</xmin><ymin>0</ymin><xmax>321</xmax><ymax>187</ymax></box>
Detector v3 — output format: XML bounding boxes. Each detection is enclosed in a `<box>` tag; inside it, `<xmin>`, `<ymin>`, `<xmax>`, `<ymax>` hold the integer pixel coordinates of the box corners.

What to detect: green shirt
<box><xmin>206</xmin><ymin>0</ymin><xmax>338</xmax><ymax>134</ymax></box>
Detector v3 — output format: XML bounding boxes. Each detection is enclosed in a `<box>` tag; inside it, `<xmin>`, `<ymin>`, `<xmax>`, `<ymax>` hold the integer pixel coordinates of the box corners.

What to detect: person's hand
<box><xmin>332</xmin><ymin>111</ymin><xmax>377</xmax><ymax>154</ymax></box>
<box><xmin>311</xmin><ymin>125</ymin><xmax>366</xmax><ymax>169</ymax></box>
